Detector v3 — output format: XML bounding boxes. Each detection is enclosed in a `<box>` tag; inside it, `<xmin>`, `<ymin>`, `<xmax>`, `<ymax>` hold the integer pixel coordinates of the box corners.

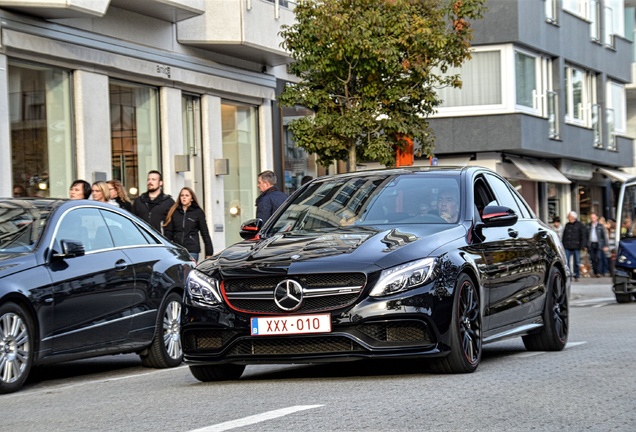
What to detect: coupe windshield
<box><xmin>620</xmin><ymin>184</ymin><xmax>636</xmax><ymax>240</ymax></box>
<box><xmin>0</xmin><ymin>202</ymin><xmax>47</xmax><ymax>253</ymax></box>
<box><xmin>270</xmin><ymin>174</ymin><xmax>461</xmax><ymax>233</ymax></box>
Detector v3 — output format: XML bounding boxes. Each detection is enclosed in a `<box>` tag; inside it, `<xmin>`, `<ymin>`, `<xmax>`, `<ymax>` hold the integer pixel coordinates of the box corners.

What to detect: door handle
<box><xmin>508</xmin><ymin>228</ymin><xmax>519</xmax><ymax>238</ymax></box>
<box><xmin>114</xmin><ymin>259</ymin><xmax>128</xmax><ymax>271</ymax></box>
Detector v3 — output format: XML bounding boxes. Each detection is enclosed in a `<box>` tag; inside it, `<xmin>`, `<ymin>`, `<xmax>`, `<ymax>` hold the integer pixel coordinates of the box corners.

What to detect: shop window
<box><xmin>9</xmin><ymin>61</ymin><xmax>73</xmax><ymax>198</ymax></box>
<box><xmin>109</xmin><ymin>81</ymin><xmax>160</xmax><ymax>199</ymax></box>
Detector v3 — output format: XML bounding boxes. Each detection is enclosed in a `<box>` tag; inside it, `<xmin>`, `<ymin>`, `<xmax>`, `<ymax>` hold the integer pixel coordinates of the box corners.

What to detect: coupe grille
<box><xmin>223</xmin><ymin>273</ymin><xmax>366</xmax><ymax>314</ymax></box>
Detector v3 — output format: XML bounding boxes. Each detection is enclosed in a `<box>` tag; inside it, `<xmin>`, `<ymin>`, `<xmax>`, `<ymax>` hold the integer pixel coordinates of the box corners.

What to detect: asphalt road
<box><xmin>3</xmin><ymin>277</ymin><xmax>635</xmax><ymax>432</ymax></box>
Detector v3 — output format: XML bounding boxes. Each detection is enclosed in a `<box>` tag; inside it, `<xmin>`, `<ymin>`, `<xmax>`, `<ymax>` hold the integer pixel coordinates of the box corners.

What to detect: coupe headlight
<box><xmin>369</xmin><ymin>258</ymin><xmax>436</xmax><ymax>297</ymax></box>
<box><xmin>186</xmin><ymin>269</ymin><xmax>223</xmax><ymax>307</ymax></box>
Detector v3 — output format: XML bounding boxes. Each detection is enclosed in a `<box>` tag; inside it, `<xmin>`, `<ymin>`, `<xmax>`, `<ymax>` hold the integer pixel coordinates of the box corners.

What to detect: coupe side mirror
<box><xmin>52</xmin><ymin>239</ymin><xmax>86</xmax><ymax>259</ymax></box>
<box><xmin>239</xmin><ymin>218</ymin><xmax>264</xmax><ymax>240</ymax></box>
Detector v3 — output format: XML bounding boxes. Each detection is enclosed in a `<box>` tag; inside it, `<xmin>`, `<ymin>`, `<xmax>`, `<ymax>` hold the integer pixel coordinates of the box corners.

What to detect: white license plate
<box><xmin>250</xmin><ymin>314</ymin><xmax>331</xmax><ymax>336</ymax></box>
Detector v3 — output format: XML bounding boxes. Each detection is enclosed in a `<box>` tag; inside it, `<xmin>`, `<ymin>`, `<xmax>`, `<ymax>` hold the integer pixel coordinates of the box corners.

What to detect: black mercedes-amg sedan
<box><xmin>0</xmin><ymin>198</ymin><xmax>194</xmax><ymax>394</ymax></box>
<box><xmin>181</xmin><ymin>166</ymin><xmax>569</xmax><ymax>381</ymax></box>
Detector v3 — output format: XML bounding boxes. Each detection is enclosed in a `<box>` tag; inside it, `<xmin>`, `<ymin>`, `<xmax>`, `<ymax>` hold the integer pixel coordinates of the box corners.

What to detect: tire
<box><xmin>0</xmin><ymin>302</ymin><xmax>34</xmax><ymax>394</ymax></box>
<box><xmin>522</xmin><ymin>267</ymin><xmax>568</xmax><ymax>351</ymax></box>
<box><xmin>189</xmin><ymin>364</ymin><xmax>246</xmax><ymax>382</ymax></box>
<box><xmin>615</xmin><ymin>293</ymin><xmax>633</xmax><ymax>304</ymax></box>
<box><xmin>140</xmin><ymin>292</ymin><xmax>183</xmax><ymax>368</ymax></box>
<box><xmin>430</xmin><ymin>273</ymin><xmax>482</xmax><ymax>374</ymax></box>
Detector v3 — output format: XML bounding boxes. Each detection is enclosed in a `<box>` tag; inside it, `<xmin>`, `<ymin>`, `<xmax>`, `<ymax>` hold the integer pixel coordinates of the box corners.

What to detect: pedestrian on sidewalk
<box><xmin>587</xmin><ymin>212</ymin><xmax>610</xmax><ymax>277</ymax></box>
<box><xmin>562</xmin><ymin>211</ymin><xmax>587</xmax><ymax>281</ymax></box>
<box><xmin>131</xmin><ymin>170</ymin><xmax>175</xmax><ymax>233</ymax></box>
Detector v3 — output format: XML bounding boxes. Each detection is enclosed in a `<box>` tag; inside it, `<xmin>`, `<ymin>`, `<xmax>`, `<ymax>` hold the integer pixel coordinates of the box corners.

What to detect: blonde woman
<box><xmin>163</xmin><ymin>187</ymin><xmax>213</xmax><ymax>261</ymax></box>
<box><xmin>91</xmin><ymin>181</ymin><xmax>110</xmax><ymax>203</ymax></box>
<box><xmin>107</xmin><ymin>179</ymin><xmax>132</xmax><ymax>211</ymax></box>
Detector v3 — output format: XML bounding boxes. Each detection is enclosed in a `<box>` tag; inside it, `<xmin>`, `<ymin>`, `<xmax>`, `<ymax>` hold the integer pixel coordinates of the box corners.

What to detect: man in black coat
<box><xmin>255</xmin><ymin>170</ymin><xmax>288</xmax><ymax>222</ymax></box>
<box><xmin>562</xmin><ymin>211</ymin><xmax>587</xmax><ymax>281</ymax></box>
<box><xmin>132</xmin><ymin>170</ymin><xmax>175</xmax><ymax>232</ymax></box>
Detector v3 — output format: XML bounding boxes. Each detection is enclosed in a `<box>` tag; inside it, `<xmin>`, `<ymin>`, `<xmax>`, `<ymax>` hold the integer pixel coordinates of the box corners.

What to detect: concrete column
<box><xmin>259</xmin><ymin>101</ymin><xmax>274</xmax><ymax>170</ymax></box>
<box><xmin>0</xmin><ymin>54</ymin><xmax>11</xmax><ymax>196</ymax></box>
<box><xmin>160</xmin><ymin>86</ymin><xmax>184</xmax><ymax>197</ymax></box>
<box><xmin>202</xmin><ymin>94</ymin><xmax>226</xmax><ymax>251</ymax></box>
<box><xmin>73</xmin><ymin>70</ymin><xmax>110</xmax><ymax>183</ymax></box>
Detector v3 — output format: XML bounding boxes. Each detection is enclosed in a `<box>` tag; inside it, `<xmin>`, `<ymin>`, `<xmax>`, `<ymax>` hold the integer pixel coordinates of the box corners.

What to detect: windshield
<box><xmin>0</xmin><ymin>202</ymin><xmax>48</xmax><ymax>253</ymax></box>
<box><xmin>619</xmin><ymin>183</ymin><xmax>636</xmax><ymax>240</ymax></box>
<box><xmin>270</xmin><ymin>174</ymin><xmax>461</xmax><ymax>234</ymax></box>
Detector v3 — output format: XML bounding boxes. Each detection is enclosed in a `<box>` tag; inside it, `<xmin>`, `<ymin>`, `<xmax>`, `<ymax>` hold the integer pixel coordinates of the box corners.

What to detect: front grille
<box><xmin>356</xmin><ymin>321</ymin><xmax>432</xmax><ymax>344</ymax></box>
<box><xmin>228</xmin><ymin>336</ymin><xmax>364</xmax><ymax>356</ymax></box>
<box><xmin>223</xmin><ymin>273</ymin><xmax>366</xmax><ymax>314</ymax></box>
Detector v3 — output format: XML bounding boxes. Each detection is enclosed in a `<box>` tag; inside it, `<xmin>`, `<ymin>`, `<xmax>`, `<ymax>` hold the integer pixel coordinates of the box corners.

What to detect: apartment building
<box><xmin>422</xmin><ymin>0</ymin><xmax>635</xmax><ymax>224</ymax></box>
<box><xmin>0</xmin><ymin>0</ymin><xmax>304</xmax><ymax>250</ymax></box>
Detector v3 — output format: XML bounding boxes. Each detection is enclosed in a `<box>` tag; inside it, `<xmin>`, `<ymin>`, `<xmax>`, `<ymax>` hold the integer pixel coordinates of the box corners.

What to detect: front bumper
<box><xmin>612</xmin><ymin>267</ymin><xmax>636</xmax><ymax>294</ymax></box>
<box><xmin>181</xmin><ymin>285</ymin><xmax>454</xmax><ymax>366</ymax></box>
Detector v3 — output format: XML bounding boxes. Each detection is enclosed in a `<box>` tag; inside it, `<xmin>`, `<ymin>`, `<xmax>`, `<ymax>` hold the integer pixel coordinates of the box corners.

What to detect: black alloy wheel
<box><xmin>431</xmin><ymin>273</ymin><xmax>482</xmax><ymax>373</ymax></box>
<box><xmin>522</xmin><ymin>267</ymin><xmax>568</xmax><ymax>351</ymax></box>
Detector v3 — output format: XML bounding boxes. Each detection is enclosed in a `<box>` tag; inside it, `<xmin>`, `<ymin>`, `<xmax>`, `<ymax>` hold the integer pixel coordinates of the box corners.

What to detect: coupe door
<box><xmin>47</xmin><ymin>208</ymin><xmax>136</xmax><ymax>353</ymax></box>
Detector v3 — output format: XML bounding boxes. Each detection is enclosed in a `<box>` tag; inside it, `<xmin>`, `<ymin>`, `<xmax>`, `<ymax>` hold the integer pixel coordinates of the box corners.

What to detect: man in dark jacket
<box><xmin>562</xmin><ymin>211</ymin><xmax>587</xmax><ymax>281</ymax></box>
<box><xmin>587</xmin><ymin>212</ymin><xmax>610</xmax><ymax>277</ymax></box>
<box><xmin>132</xmin><ymin>170</ymin><xmax>175</xmax><ymax>232</ymax></box>
<box><xmin>255</xmin><ymin>170</ymin><xmax>288</xmax><ymax>222</ymax></box>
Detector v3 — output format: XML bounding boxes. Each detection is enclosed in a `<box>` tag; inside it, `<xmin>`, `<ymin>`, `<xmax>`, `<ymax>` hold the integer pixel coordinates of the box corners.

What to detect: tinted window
<box><xmin>485</xmin><ymin>173</ymin><xmax>526</xmax><ymax>217</ymax></box>
<box><xmin>101</xmin><ymin>209</ymin><xmax>158</xmax><ymax>247</ymax></box>
<box><xmin>55</xmin><ymin>207</ymin><xmax>108</xmax><ymax>252</ymax></box>
<box><xmin>270</xmin><ymin>174</ymin><xmax>461</xmax><ymax>232</ymax></box>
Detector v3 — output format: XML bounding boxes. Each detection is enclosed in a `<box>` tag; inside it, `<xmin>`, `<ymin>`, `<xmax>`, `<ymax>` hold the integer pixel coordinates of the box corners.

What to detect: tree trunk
<box><xmin>348</xmin><ymin>143</ymin><xmax>357</xmax><ymax>172</ymax></box>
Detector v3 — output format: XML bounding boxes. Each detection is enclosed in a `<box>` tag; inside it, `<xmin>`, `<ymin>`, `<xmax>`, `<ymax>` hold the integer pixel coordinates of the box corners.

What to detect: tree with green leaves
<box><xmin>278</xmin><ymin>0</ymin><xmax>486</xmax><ymax>170</ymax></box>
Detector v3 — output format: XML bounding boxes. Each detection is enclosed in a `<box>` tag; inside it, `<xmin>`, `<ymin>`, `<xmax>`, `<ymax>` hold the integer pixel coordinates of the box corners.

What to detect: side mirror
<box><xmin>52</xmin><ymin>240</ymin><xmax>86</xmax><ymax>259</ymax></box>
<box><xmin>239</xmin><ymin>218</ymin><xmax>264</xmax><ymax>240</ymax></box>
<box><xmin>480</xmin><ymin>205</ymin><xmax>518</xmax><ymax>227</ymax></box>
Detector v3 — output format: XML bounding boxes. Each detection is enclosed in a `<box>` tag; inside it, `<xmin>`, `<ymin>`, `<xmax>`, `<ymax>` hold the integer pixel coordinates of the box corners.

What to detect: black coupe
<box><xmin>181</xmin><ymin>167</ymin><xmax>569</xmax><ymax>381</ymax></box>
<box><xmin>0</xmin><ymin>198</ymin><xmax>194</xmax><ymax>393</ymax></box>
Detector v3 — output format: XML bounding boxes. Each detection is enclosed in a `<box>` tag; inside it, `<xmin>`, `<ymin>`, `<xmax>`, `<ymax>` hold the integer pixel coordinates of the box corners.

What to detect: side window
<box><xmin>473</xmin><ymin>176</ymin><xmax>496</xmax><ymax>218</ymax></box>
<box><xmin>100</xmin><ymin>210</ymin><xmax>158</xmax><ymax>247</ymax></box>
<box><xmin>55</xmin><ymin>207</ymin><xmax>109</xmax><ymax>252</ymax></box>
<box><xmin>484</xmin><ymin>173</ymin><xmax>525</xmax><ymax>217</ymax></box>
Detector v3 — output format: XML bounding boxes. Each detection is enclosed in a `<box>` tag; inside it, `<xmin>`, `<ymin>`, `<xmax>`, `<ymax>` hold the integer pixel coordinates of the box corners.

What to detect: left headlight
<box><xmin>369</xmin><ymin>258</ymin><xmax>436</xmax><ymax>297</ymax></box>
<box><xmin>185</xmin><ymin>269</ymin><xmax>223</xmax><ymax>307</ymax></box>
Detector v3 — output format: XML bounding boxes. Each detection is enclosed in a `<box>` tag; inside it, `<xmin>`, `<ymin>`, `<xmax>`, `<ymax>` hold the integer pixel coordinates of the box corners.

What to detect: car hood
<box><xmin>205</xmin><ymin>224</ymin><xmax>467</xmax><ymax>276</ymax></box>
<box><xmin>0</xmin><ymin>253</ymin><xmax>37</xmax><ymax>279</ymax></box>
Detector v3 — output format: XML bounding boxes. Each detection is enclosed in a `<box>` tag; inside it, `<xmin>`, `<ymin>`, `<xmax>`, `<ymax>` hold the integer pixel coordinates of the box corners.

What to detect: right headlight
<box><xmin>186</xmin><ymin>269</ymin><xmax>223</xmax><ymax>308</ymax></box>
<box><xmin>369</xmin><ymin>258</ymin><xmax>436</xmax><ymax>297</ymax></box>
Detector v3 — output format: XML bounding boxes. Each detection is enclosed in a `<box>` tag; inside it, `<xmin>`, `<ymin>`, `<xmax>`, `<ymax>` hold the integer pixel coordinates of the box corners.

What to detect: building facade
<box><xmin>423</xmin><ymin>0</ymin><xmax>635</xmax><ymax>225</ymax></box>
<box><xmin>0</xmin><ymin>0</ymin><xmax>299</xmax><ymax>250</ymax></box>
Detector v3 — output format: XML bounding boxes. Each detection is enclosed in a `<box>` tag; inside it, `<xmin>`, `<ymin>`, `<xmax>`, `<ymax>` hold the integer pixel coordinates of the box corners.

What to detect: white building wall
<box><xmin>74</xmin><ymin>70</ymin><xmax>110</xmax><ymax>183</ymax></box>
<box><xmin>0</xmin><ymin>54</ymin><xmax>11</xmax><ymax>196</ymax></box>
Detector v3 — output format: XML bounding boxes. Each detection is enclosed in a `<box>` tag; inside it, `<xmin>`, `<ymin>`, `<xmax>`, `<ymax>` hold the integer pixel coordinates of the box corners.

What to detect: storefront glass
<box><xmin>8</xmin><ymin>61</ymin><xmax>73</xmax><ymax>198</ymax></box>
<box><xmin>221</xmin><ymin>102</ymin><xmax>259</xmax><ymax>246</ymax></box>
<box><xmin>109</xmin><ymin>81</ymin><xmax>160</xmax><ymax>198</ymax></box>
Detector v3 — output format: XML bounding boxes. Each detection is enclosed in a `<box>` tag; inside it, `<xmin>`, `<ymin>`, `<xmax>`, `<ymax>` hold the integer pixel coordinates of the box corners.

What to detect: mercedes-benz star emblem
<box><xmin>273</xmin><ymin>279</ymin><xmax>304</xmax><ymax>311</ymax></box>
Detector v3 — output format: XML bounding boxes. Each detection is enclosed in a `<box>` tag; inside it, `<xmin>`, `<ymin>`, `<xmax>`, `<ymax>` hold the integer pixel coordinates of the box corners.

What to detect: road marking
<box><xmin>513</xmin><ymin>341</ymin><xmax>586</xmax><ymax>358</ymax></box>
<box><xmin>188</xmin><ymin>405</ymin><xmax>324</xmax><ymax>432</ymax></box>
<box><xmin>570</xmin><ymin>297</ymin><xmax>615</xmax><ymax>307</ymax></box>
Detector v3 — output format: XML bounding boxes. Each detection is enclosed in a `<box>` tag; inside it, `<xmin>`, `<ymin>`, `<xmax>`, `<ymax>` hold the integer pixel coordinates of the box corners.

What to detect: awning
<box><xmin>597</xmin><ymin>167</ymin><xmax>634</xmax><ymax>183</ymax></box>
<box><xmin>508</xmin><ymin>157</ymin><xmax>571</xmax><ymax>184</ymax></box>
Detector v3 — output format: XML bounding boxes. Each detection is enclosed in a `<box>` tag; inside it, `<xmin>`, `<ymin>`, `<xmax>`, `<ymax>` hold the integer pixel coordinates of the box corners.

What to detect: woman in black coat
<box><xmin>163</xmin><ymin>187</ymin><xmax>213</xmax><ymax>262</ymax></box>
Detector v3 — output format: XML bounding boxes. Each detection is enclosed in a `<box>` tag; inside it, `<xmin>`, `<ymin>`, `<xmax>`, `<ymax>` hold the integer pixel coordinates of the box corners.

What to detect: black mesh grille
<box><xmin>228</xmin><ymin>337</ymin><xmax>364</xmax><ymax>356</ymax></box>
<box><xmin>356</xmin><ymin>321</ymin><xmax>432</xmax><ymax>344</ymax></box>
<box><xmin>183</xmin><ymin>330</ymin><xmax>239</xmax><ymax>352</ymax></box>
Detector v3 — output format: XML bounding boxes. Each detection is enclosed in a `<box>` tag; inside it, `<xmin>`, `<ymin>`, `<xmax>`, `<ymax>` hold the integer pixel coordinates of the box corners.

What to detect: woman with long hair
<box><xmin>163</xmin><ymin>187</ymin><xmax>213</xmax><ymax>262</ymax></box>
<box><xmin>91</xmin><ymin>181</ymin><xmax>110</xmax><ymax>203</ymax></box>
<box><xmin>107</xmin><ymin>179</ymin><xmax>132</xmax><ymax>211</ymax></box>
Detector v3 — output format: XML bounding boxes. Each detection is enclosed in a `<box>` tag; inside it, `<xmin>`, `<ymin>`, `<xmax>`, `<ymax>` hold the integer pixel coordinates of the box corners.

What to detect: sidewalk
<box><xmin>569</xmin><ymin>275</ymin><xmax>614</xmax><ymax>301</ymax></box>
